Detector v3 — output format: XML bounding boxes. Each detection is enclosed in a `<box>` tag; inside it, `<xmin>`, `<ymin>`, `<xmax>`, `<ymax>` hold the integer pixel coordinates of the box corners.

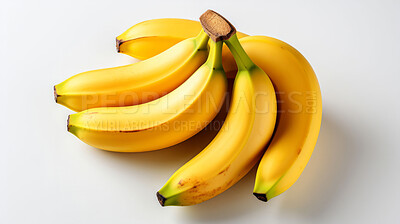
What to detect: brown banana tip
<box><xmin>116</xmin><ymin>38</ymin><xmax>124</xmax><ymax>53</ymax></box>
<box><xmin>67</xmin><ymin>115</ymin><xmax>70</xmax><ymax>132</ymax></box>
<box><xmin>53</xmin><ymin>85</ymin><xmax>59</xmax><ymax>103</ymax></box>
<box><xmin>253</xmin><ymin>193</ymin><xmax>268</xmax><ymax>202</ymax></box>
<box><xmin>199</xmin><ymin>9</ymin><xmax>236</xmax><ymax>42</ymax></box>
<box><xmin>156</xmin><ymin>192</ymin><xmax>166</xmax><ymax>207</ymax></box>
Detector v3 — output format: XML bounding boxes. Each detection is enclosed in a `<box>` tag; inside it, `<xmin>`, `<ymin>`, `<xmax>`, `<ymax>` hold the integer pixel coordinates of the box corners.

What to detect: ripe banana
<box><xmin>247</xmin><ymin>36</ymin><xmax>322</xmax><ymax>201</ymax></box>
<box><xmin>117</xmin><ymin>18</ymin><xmax>204</xmax><ymax>59</ymax></box>
<box><xmin>116</xmin><ymin>18</ymin><xmax>248</xmax><ymax>73</ymax></box>
<box><xmin>54</xmin><ymin>30</ymin><xmax>209</xmax><ymax>112</ymax></box>
<box><xmin>157</xmin><ymin>11</ymin><xmax>276</xmax><ymax>206</ymax></box>
<box><xmin>67</xmin><ymin>39</ymin><xmax>227</xmax><ymax>152</ymax></box>
<box><xmin>116</xmin><ymin>18</ymin><xmax>322</xmax><ymax>201</ymax></box>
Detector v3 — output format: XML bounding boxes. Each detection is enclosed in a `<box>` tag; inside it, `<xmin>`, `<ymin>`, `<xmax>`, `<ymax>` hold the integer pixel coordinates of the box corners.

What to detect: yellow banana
<box><xmin>117</xmin><ymin>18</ymin><xmax>203</xmax><ymax>59</ymax></box>
<box><xmin>116</xmin><ymin>18</ymin><xmax>322</xmax><ymax>201</ymax></box>
<box><xmin>116</xmin><ymin>18</ymin><xmax>248</xmax><ymax>73</ymax></box>
<box><xmin>157</xmin><ymin>11</ymin><xmax>276</xmax><ymax>206</ymax></box>
<box><xmin>54</xmin><ymin>30</ymin><xmax>209</xmax><ymax>112</ymax></box>
<box><xmin>248</xmin><ymin>36</ymin><xmax>322</xmax><ymax>201</ymax></box>
<box><xmin>67</xmin><ymin>39</ymin><xmax>227</xmax><ymax>152</ymax></box>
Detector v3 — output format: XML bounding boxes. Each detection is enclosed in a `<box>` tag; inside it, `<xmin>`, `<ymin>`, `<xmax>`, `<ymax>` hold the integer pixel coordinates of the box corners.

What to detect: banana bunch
<box><xmin>54</xmin><ymin>10</ymin><xmax>322</xmax><ymax>205</ymax></box>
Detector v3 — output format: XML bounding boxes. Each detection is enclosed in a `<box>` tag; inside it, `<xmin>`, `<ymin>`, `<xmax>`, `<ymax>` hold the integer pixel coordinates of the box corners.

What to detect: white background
<box><xmin>1</xmin><ymin>0</ymin><xmax>400</xmax><ymax>223</ymax></box>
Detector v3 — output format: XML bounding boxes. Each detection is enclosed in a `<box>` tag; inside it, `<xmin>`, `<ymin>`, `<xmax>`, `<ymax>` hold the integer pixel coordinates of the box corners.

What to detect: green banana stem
<box><xmin>195</xmin><ymin>30</ymin><xmax>210</xmax><ymax>50</ymax></box>
<box><xmin>205</xmin><ymin>40</ymin><xmax>223</xmax><ymax>70</ymax></box>
<box><xmin>224</xmin><ymin>34</ymin><xmax>255</xmax><ymax>71</ymax></box>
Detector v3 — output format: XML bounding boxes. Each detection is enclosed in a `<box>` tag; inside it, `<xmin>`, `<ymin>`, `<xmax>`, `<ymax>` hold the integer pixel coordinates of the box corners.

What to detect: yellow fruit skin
<box><xmin>117</xmin><ymin>19</ymin><xmax>204</xmax><ymax>59</ymax></box>
<box><xmin>54</xmin><ymin>31</ymin><xmax>209</xmax><ymax>112</ymax></box>
<box><xmin>157</xmin><ymin>35</ymin><xmax>276</xmax><ymax>206</ymax></box>
<box><xmin>245</xmin><ymin>36</ymin><xmax>322</xmax><ymax>201</ymax></box>
<box><xmin>116</xmin><ymin>18</ymin><xmax>247</xmax><ymax>73</ymax></box>
<box><xmin>117</xmin><ymin>19</ymin><xmax>322</xmax><ymax>200</ymax></box>
<box><xmin>67</xmin><ymin>41</ymin><xmax>227</xmax><ymax>153</ymax></box>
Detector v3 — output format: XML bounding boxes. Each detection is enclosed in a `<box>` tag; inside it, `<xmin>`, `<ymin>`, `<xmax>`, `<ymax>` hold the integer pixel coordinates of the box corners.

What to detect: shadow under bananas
<box><xmin>277</xmin><ymin>109</ymin><xmax>356</xmax><ymax>219</ymax></box>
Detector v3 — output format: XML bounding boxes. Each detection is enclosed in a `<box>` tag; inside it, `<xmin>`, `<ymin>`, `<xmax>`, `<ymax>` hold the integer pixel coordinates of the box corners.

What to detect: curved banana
<box><xmin>117</xmin><ymin>18</ymin><xmax>204</xmax><ymax>59</ymax></box>
<box><xmin>116</xmin><ymin>19</ymin><xmax>322</xmax><ymax>200</ymax></box>
<box><xmin>245</xmin><ymin>36</ymin><xmax>322</xmax><ymax>201</ymax></box>
<box><xmin>116</xmin><ymin>18</ymin><xmax>247</xmax><ymax>73</ymax></box>
<box><xmin>156</xmin><ymin>13</ymin><xmax>276</xmax><ymax>206</ymax></box>
<box><xmin>67</xmin><ymin>39</ymin><xmax>227</xmax><ymax>152</ymax></box>
<box><xmin>54</xmin><ymin>30</ymin><xmax>209</xmax><ymax>112</ymax></box>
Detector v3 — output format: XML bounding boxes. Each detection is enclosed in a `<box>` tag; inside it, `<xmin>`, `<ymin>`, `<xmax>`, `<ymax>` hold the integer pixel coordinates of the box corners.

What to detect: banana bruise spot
<box><xmin>297</xmin><ymin>148</ymin><xmax>302</xmax><ymax>155</ymax></box>
<box><xmin>218</xmin><ymin>165</ymin><xmax>230</xmax><ymax>175</ymax></box>
<box><xmin>178</xmin><ymin>178</ymin><xmax>201</xmax><ymax>188</ymax></box>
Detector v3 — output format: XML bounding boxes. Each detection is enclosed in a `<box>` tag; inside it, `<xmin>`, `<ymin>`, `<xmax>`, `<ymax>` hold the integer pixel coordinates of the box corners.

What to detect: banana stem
<box><xmin>195</xmin><ymin>30</ymin><xmax>210</xmax><ymax>50</ymax></box>
<box><xmin>206</xmin><ymin>40</ymin><xmax>223</xmax><ymax>70</ymax></box>
<box><xmin>224</xmin><ymin>34</ymin><xmax>255</xmax><ymax>71</ymax></box>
